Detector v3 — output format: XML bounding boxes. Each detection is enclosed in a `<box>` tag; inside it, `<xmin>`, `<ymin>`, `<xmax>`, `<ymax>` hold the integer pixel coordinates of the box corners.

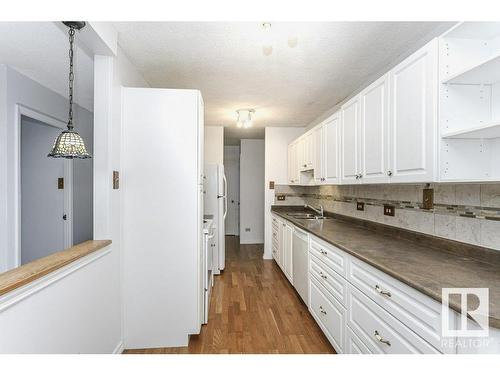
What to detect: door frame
<box><xmin>14</xmin><ymin>104</ymin><xmax>73</xmax><ymax>267</ymax></box>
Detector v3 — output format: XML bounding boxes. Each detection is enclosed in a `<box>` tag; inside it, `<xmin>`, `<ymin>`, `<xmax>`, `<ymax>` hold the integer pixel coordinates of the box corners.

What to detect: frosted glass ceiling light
<box><xmin>48</xmin><ymin>21</ymin><xmax>91</xmax><ymax>159</ymax></box>
<box><xmin>236</xmin><ymin>109</ymin><xmax>255</xmax><ymax>129</ymax></box>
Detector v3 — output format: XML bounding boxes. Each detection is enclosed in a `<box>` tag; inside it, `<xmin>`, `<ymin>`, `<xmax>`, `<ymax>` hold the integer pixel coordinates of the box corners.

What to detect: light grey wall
<box><xmin>239</xmin><ymin>139</ymin><xmax>265</xmax><ymax>244</ymax></box>
<box><xmin>72</xmin><ymin>101</ymin><xmax>93</xmax><ymax>245</ymax></box>
<box><xmin>0</xmin><ymin>65</ymin><xmax>93</xmax><ymax>271</ymax></box>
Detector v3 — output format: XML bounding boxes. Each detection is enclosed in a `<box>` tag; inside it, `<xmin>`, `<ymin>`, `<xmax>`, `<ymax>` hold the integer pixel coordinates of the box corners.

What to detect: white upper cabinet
<box><xmin>341</xmin><ymin>95</ymin><xmax>361</xmax><ymax>184</ymax></box>
<box><xmin>360</xmin><ymin>73</ymin><xmax>390</xmax><ymax>184</ymax></box>
<box><xmin>323</xmin><ymin>113</ymin><xmax>341</xmax><ymax>184</ymax></box>
<box><xmin>388</xmin><ymin>39</ymin><xmax>438</xmax><ymax>183</ymax></box>
<box><xmin>313</xmin><ymin>112</ymin><xmax>340</xmax><ymax>184</ymax></box>
<box><xmin>313</xmin><ymin>126</ymin><xmax>323</xmax><ymax>183</ymax></box>
<box><xmin>287</xmin><ymin>38</ymin><xmax>440</xmax><ymax>186</ymax></box>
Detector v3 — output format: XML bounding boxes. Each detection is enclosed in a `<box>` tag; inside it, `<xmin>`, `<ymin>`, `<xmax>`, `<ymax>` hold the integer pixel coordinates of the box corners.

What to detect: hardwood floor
<box><xmin>124</xmin><ymin>236</ymin><xmax>335</xmax><ymax>354</ymax></box>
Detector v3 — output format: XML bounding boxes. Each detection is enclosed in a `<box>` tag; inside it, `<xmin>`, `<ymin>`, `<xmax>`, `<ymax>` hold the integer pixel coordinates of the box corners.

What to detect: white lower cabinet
<box><xmin>347</xmin><ymin>285</ymin><xmax>439</xmax><ymax>354</ymax></box>
<box><xmin>310</xmin><ymin>279</ymin><xmax>346</xmax><ymax>353</ymax></box>
<box><xmin>306</xmin><ymin>232</ymin><xmax>456</xmax><ymax>354</ymax></box>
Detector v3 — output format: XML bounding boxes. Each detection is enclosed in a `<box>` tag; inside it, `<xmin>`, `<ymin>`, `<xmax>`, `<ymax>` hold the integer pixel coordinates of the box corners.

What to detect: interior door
<box><xmin>389</xmin><ymin>39</ymin><xmax>437</xmax><ymax>183</ymax></box>
<box><xmin>21</xmin><ymin>116</ymin><xmax>70</xmax><ymax>265</ymax></box>
<box><xmin>224</xmin><ymin>147</ymin><xmax>240</xmax><ymax>236</ymax></box>
<box><xmin>323</xmin><ymin>113</ymin><xmax>340</xmax><ymax>184</ymax></box>
<box><xmin>360</xmin><ymin>74</ymin><xmax>389</xmax><ymax>183</ymax></box>
<box><xmin>341</xmin><ymin>96</ymin><xmax>361</xmax><ymax>184</ymax></box>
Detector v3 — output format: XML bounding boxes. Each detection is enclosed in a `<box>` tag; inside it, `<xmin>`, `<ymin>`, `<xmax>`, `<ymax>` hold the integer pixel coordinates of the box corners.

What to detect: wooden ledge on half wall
<box><xmin>0</xmin><ymin>240</ymin><xmax>112</xmax><ymax>297</ymax></box>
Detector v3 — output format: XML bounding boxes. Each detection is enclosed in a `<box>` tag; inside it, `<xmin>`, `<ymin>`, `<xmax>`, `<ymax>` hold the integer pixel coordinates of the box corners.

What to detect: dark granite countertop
<box><xmin>271</xmin><ymin>205</ymin><xmax>500</xmax><ymax>329</ymax></box>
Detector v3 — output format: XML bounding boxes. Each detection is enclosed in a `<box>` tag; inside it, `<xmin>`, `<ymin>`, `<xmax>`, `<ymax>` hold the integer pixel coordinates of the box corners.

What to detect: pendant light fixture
<box><xmin>48</xmin><ymin>21</ymin><xmax>91</xmax><ymax>159</ymax></box>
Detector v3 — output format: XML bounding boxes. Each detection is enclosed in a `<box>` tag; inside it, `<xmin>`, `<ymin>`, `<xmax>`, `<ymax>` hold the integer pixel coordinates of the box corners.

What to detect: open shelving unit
<box><xmin>439</xmin><ymin>22</ymin><xmax>500</xmax><ymax>182</ymax></box>
<box><xmin>441</xmin><ymin>121</ymin><xmax>500</xmax><ymax>139</ymax></box>
<box><xmin>441</xmin><ymin>53</ymin><xmax>500</xmax><ymax>85</ymax></box>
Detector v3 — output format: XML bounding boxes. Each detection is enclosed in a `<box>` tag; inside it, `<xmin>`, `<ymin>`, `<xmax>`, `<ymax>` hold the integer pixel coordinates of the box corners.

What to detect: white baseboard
<box><xmin>113</xmin><ymin>341</ymin><xmax>124</xmax><ymax>354</ymax></box>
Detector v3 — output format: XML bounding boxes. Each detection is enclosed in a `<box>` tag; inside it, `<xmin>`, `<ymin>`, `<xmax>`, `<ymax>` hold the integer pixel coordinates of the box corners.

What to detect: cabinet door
<box><xmin>278</xmin><ymin>221</ymin><xmax>285</xmax><ymax>269</ymax></box>
<box><xmin>284</xmin><ymin>224</ymin><xmax>293</xmax><ymax>281</ymax></box>
<box><xmin>323</xmin><ymin>113</ymin><xmax>340</xmax><ymax>184</ymax></box>
<box><xmin>313</xmin><ymin>126</ymin><xmax>323</xmax><ymax>183</ymax></box>
<box><xmin>389</xmin><ymin>39</ymin><xmax>437</xmax><ymax>183</ymax></box>
<box><xmin>305</xmin><ymin>132</ymin><xmax>314</xmax><ymax>169</ymax></box>
<box><xmin>287</xmin><ymin>144</ymin><xmax>294</xmax><ymax>184</ymax></box>
<box><xmin>341</xmin><ymin>96</ymin><xmax>361</xmax><ymax>184</ymax></box>
<box><xmin>297</xmin><ymin>138</ymin><xmax>306</xmax><ymax>171</ymax></box>
<box><xmin>292</xmin><ymin>142</ymin><xmax>300</xmax><ymax>183</ymax></box>
<box><xmin>360</xmin><ymin>74</ymin><xmax>390</xmax><ymax>183</ymax></box>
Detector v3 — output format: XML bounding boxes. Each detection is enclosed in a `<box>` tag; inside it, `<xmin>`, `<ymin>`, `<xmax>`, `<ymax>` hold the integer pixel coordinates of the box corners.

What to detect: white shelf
<box><xmin>442</xmin><ymin>121</ymin><xmax>500</xmax><ymax>139</ymax></box>
<box><xmin>442</xmin><ymin>53</ymin><xmax>500</xmax><ymax>85</ymax></box>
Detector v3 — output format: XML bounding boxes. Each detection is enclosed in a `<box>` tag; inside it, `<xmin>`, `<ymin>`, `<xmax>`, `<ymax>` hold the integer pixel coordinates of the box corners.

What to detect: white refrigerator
<box><xmin>203</xmin><ymin>164</ymin><xmax>227</xmax><ymax>274</ymax></box>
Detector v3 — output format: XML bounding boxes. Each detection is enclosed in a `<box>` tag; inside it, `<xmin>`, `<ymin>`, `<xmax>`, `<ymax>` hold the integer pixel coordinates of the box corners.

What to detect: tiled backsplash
<box><xmin>274</xmin><ymin>184</ymin><xmax>500</xmax><ymax>251</ymax></box>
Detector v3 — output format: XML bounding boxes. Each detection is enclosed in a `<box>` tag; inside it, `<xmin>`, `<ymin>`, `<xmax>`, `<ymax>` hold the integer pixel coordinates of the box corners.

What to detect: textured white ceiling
<box><xmin>0</xmin><ymin>22</ymin><xmax>94</xmax><ymax>111</ymax></box>
<box><xmin>113</xmin><ymin>22</ymin><xmax>451</xmax><ymax>143</ymax></box>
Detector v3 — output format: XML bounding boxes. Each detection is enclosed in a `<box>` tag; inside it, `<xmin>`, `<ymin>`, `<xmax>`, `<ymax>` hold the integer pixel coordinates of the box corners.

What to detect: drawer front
<box><xmin>310</xmin><ymin>237</ymin><xmax>347</xmax><ymax>277</ymax></box>
<box><xmin>310</xmin><ymin>254</ymin><xmax>347</xmax><ymax>307</ymax></box>
<box><xmin>310</xmin><ymin>279</ymin><xmax>346</xmax><ymax>353</ymax></box>
<box><xmin>348</xmin><ymin>258</ymin><xmax>454</xmax><ymax>353</ymax></box>
<box><xmin>347</xmin><ymin>285</ymin><xmax>439</xmax><ymax>354</ymax></box>
<box><xmin>346</xmin><ymin>326</ymin><xmax>373</xmax><ymax>354</ymax></box>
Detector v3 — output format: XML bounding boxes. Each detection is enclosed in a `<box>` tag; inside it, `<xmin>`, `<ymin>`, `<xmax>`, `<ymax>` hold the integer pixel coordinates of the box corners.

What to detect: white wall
<box><xmin>0</xmin><ymin>35</ymin><xmax>148</xmax><ymax>353</ymax></box>
<box><xmin>0</xmin><ymin>245</ymin><xmax>117</xmax><ymax>353</ymax></box>
<box><xmin>240</xmin><ymin>139</ymin><xmax>265</xmax><ymax>244</ymax></box>
<box><xmin>0</xmin><ymin>65</ymin><xmax>93</xmax><ymax>272</ymax></box>
<box><xmin>224</xmin><ymin>145</ymin><xmax>240</xmax><ymax>235</ymax></box>
<box><xmin>204</xmin><ymin>126</ymin><xmax>224</xmax><ymax>165</ymax></box>
<box><xmin>263</xmin><ymin>127</ymin><xmax>305</xmax><ymax>258</ymax></box>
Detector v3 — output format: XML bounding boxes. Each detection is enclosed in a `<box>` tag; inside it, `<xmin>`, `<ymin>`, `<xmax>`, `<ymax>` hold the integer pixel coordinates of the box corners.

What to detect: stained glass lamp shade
<box><xmin>47</xmin><ymin>129</ymin><xmax>91</xmax><ymax>159</ymax></box>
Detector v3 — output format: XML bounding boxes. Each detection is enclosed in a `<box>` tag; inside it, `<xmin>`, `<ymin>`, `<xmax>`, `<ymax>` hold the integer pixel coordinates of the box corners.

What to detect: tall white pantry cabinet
<box><xmin>121</xmin><ymin>88</ymin><xmax>204</xmax><ymax>349</ymax></box>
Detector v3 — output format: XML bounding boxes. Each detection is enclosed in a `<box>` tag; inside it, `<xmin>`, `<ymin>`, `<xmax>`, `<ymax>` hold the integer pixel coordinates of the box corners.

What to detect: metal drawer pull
<box><xmin>319</xmin><ymin>306</ymin><xmax>327</xmax><ymax>315</ymax></box>
<box><xmin>319</xmin><ymin>271</ymin><xmax>328</xmax><ymax>280</ymax></box>
<box><xmin>319</xmin><ymin>249</ymin><xmax>328</xmax><ymax>255</ymax></box>
<box><xmin>375</xmin><ymin>284</ymin><xmax>392</xmax><ymax>297</ymax></box>
<box><xmin>374</xmin><ymin>330</ymin><xmax>391</xmax><ymax>346</ymax></box>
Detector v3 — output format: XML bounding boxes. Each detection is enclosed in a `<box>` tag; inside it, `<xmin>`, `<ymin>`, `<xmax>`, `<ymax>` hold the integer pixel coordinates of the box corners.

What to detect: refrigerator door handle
<box><xmin>222</xmin><ymin>174</ymin><xmax>228</xmax><ymax>219</ymax></box>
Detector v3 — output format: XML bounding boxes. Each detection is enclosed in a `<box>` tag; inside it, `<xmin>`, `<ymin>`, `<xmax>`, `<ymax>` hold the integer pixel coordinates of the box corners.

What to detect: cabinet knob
<box><xmin>387</xmin><ymin>170</ymin><xmax>393</xmax><ymax>176</ymax></box>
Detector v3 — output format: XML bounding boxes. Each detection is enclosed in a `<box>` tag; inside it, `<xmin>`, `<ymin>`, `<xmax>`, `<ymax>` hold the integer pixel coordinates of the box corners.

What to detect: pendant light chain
<box><xmin>67</xmin><ymin>26</ymin><xmax>75</xmax><ymax>130</ymax></box>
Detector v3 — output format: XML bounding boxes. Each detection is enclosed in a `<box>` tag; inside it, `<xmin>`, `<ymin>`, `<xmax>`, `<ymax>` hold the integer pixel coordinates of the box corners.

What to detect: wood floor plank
<box><xmin>124</xmin><ymin>236</ymin><xmax>335</xmax><ymax>354</ymax></box>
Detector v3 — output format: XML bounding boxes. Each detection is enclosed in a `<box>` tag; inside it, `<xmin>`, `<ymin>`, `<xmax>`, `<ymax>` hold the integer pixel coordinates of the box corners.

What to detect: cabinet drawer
<box><xmin>348</xmin><ymin>258</ymin><xmax>454</xmax><ymax>353</ymax></box>
<box><xmin>310</xmin><ymin>279</ymin><xmax>346</xmax><ymax>353</ymax></box>
<box><xmin>347</xmin><ymin>285</ymin><xmax>439</xmax><ymax>354</ymax></box>
<box><xmin>346</xmin><ymin>326</ymin><xmax>373</xmax><ymax>354</ymax></box>
<box><xmin>310</xmin><ymin>237</ymin><xmax>347</xmax><ymax>277</ymax></box>
<box><xmin>310</xmin><ymin>254</ymin><xmax>347</xmax><ymax>307</ymax></box>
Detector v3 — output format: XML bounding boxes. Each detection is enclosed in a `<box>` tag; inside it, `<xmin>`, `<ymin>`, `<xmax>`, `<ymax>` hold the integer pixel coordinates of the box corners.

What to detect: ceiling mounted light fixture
<box><xmin>236</xmin><ymin>109</ymin><xmax>255</xmax><ymax>129</ymax></box>
<box><xmin>48</xmin><ymin>21</ymin><xmax>91</xmax><ymax>159</ymax></box>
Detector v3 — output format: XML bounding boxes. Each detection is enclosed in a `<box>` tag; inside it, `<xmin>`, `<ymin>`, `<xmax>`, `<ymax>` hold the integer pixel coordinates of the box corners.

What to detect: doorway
<box><xmin>224</xmin><ymin>145</ymin><xmax>240</xmax><ymax>236</ymax></box>
<box><xmin>20</xmin><ymin>115</ymin><xmax>72</xmax><ymax>265</ymax></box>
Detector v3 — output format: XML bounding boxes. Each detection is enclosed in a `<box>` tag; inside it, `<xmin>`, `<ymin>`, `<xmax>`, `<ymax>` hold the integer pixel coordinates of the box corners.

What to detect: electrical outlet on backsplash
<box><xmin>274</xmin><ymin>183</ymin><xmax>500</xmax><ymax>250</ymax></box>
